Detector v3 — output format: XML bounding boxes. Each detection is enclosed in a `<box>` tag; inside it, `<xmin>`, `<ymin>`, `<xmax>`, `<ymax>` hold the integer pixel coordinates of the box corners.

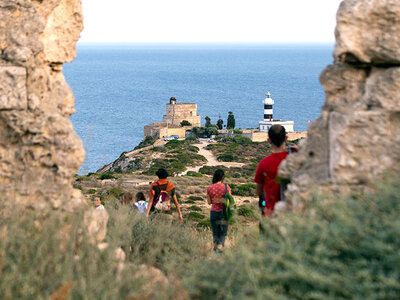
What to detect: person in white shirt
<box><xmin>94</xmin><ymin>196</ymin><xmax>105</xmax><ymax>210</ymax></box>
<box><xmin>134</xmin><ymin>192</ymin><xmax>148</xmax><ymax>215</ymax></box>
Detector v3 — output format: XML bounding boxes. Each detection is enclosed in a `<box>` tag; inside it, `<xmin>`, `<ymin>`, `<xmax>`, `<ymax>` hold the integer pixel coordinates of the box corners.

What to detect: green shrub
<box><xmin>230</xmin><ymin>183</ymin><xmax>256</xmax><ymax>196</ymax></box>
<box><xmin>199</xmin><ymin>165</ymin><xmax>227</xmax><ymax>175</ymax></box>
<box><xmin>106</xmin><ymin>188</ymin><xmax>124</xmax><ymax>199</ymax></box>
<box><xmin>134</xmin><ymin>135</ymin><xmax>155</xmax><ymax>150</ymax></box>
<box><xmin>233</xmin><ymin>129</ymin><xmax>243</xmax><ymax>134</ymax></box>
<box><xmin>87</xmin><ymin>189</ymin><xmax>96</xmax><ymax>194</ymax></box>
<box><xmin>186</xmin><ymin>171</ymin><xmax>203</xmax><ymax>177</ymax></box>
<box><xmin>184</xmin><ymin>212</ymin><xmax>205</xmax><ymax>221</ymax></box>
<box><xmin>217</xmin><ymin>153</ymin><xmax>238</xmax><ymax>162</ymax></box>
<box><xmin>237</xmin><ymin>206</ymin><xmax>254</xmax><ymax>217</ymax></box>
<box><xmin>75</xmin><ymin>176</ymin><xmax>90</xmax><ymax>182</ymax></box>
<box><xmin>188</xmin><ymin>196</ymin><xmax>204</xmax><ymax>201</ymax></box>
<box><xmin>185</xmin><ymin>137</ymin><xmax>197</xmax><ymax>142</ymax></box>
<box><xmin>185</xmin><ymin>199</ymin><xmax>196</xmax><ymax>204</ymax></box>
<box><xmin>0</xmin><ymin>201</ymin><xmax>209</xmax><ymax>299</ymax></box>
<box><xmin>185</xmin><ymin>177</ymin><xmax>400</xmax><ymax>299</ymax></box>
<box><xmin>180</xmin><ymin>120</ymin><xmax>192</xmax><ymax>126</ymax></box>
<box><xmin>187</xmin><ymin>205</ymin><xmax>202</xmax><ymax>212</ymax></box>
<box><xmin>99</xmin><ymin>172</ymin><xmax>116</xmax><ymax>180</ymax></box>
<box><xmin>197</xmin><ymin>219</ymin><xmax>211</xmax><ymax>229</ymax></box>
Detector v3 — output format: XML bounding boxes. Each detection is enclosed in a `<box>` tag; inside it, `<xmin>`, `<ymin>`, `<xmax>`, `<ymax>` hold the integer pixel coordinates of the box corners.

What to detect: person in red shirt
<box><xmin>207</xmin><ymin>169</ymin><xmax>232</xmax><ymax>253</ymax></box>
<box><xmin>254</xmin><ymin>125</ymin><xmax>290</xmax><ymax>216</ymax></box>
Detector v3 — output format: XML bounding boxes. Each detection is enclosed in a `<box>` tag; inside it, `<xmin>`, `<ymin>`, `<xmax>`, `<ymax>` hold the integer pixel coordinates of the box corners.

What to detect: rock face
<box><xmin>0</xmin><ymin>0</ymin><xmax>85</xmax><ymax>210</ymax></box>
<box><xmin>280</xmin><ymin>0</ymin><xmax>400</xmax><ymax>210</ymax></box>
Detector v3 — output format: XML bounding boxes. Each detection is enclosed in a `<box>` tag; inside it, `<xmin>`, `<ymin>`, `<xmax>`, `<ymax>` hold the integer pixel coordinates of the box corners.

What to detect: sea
<box><xmin>63</xmin><ymin>43</ymin><xmax>334</xmax><ymax>174</ymax></box>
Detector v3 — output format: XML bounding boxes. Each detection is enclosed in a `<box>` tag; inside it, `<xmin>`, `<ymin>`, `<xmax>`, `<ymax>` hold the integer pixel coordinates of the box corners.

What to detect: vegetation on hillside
<box><xmin>185</xmin><ymin>177</ymin><xmax>400</xmax><ymax>299</ymax></box>
<box><xmin>134</xmin><ymin>135</ymin><xmax>155</xmax><ymax>150</ymax></box>
<box><xmin>2</xmin><ymin>177</ymin><xmax>399</xmax><ymax>298</ymax></box>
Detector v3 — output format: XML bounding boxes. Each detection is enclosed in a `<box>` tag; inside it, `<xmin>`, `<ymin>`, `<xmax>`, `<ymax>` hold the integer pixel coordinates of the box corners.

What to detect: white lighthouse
<box><xmin>263</xmin><ymin>91</ymin><xmax>274</xmax><ymax>121</ymax></box>
<box><xmin>259</xmin><ymin>91</ymin><xmax>294</xmax><ymax>132</ymax></box>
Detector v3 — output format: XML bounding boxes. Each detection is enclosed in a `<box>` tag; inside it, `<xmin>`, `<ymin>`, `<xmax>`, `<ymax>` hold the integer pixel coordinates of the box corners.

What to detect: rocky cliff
<box><xmin>0</xmin><ymin>0</ymin><xmax>85</xmax><ymax>210</ymax></box>
<box><xmin>280</xmin><ymin>0</ymin><xmax>400</xmax><ymax>211</ymax></box>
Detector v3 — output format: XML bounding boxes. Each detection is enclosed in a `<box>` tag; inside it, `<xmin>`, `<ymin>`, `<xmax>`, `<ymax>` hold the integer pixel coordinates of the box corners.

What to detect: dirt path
<box><xmin>182</xmin><ymin>140</ymin><xmax>244</xmax><ymax>175</ymax></box>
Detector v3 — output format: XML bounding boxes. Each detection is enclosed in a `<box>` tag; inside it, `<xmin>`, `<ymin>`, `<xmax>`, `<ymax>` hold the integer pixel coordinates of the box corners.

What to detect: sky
<box><xmin>79</xmin><ymin>0</ymin><xmax>343</xmax><ymax>43</ymax></box>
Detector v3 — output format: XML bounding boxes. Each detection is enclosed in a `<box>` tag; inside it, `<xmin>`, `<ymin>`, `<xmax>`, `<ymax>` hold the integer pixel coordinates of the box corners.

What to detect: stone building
<box><xmin>162</xmin><ymin>97</ymin><xmax>201</xmax><ymax>127</ymax></box>
<box><xmin>144</xmin><ymin>97</ymin><xmax>201</xmax><ymax>139</ymax></box>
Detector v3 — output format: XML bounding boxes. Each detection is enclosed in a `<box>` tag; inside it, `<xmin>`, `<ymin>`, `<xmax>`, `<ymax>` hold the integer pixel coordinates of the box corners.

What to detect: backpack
<box><xmin>222</xmin><ymin>184</ymin><xmax>236</xmax><ymax>221</ymax></box>
<box><xmin>154</xmin><ymin>182</ymin><xmax>171</xmax><ymax>211</ymax></box>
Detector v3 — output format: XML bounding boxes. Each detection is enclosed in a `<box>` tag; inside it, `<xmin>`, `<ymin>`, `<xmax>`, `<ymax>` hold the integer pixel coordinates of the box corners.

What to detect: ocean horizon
<box><xmin>64</xmin><ymin>42</ymin><xmax>334</xmax><ymax>174</ymax></box>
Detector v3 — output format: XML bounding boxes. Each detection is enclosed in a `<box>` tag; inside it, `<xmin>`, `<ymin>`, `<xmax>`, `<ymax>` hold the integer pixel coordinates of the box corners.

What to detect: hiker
<box><xmin>254</xmin><ymin>125</ymin><xmax>295</xmax><ymax>216</ymax></box>
<box><xmin>146</xmin><ymin>168</ymin><xmax>183</xmax><ymax>223</ymax></box>
<box><xmin>120</xmin><ymin>192</ymin><xmax>134</xmax><ymax>205</ymax></box>
<box><xmin>207</xmin><ymin>169</ymin><xmax>231</xmax><ymax>253</ymax></box>
<box><xmin>93</xmin><ymin>196</ymin><xmax>105</xmax><ymax>210</ymax></box>
<box><xmin>134</xmin><ymin>191</ymin><xmax>148</xmax><ymax>215</ymax></box>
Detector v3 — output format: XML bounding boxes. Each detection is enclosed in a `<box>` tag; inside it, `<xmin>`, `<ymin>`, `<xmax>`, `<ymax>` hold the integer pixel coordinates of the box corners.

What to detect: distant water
<box><xmin>64</xmin><ymin>43</ymin><xmax>334</xmax><ymax>174</ymax></box>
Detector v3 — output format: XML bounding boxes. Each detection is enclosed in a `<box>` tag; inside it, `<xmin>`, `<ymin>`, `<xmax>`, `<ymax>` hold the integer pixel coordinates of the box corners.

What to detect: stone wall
<box><xmin>163</xmin><ymin>103</ymin><xmax>201</xmax><ymax>127</ymax></box>
<box><xmin>279</xmin><ymin>0</ymin><xmax>400</xmax><ymax>211</ymax></box>
<box><xmin>0</xmin><ymin>0</ymin><xmax>85</xmax><ymax>210</ymax></box>
<box><xmin>243</xmin><ymin>130</ymin><xmax>307</xmax><ymax>142</ymax></box>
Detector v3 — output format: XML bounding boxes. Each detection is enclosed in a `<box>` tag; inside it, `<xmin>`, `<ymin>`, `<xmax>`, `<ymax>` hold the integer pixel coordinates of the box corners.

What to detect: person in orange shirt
<box><xmin>146</xmin><ymin>168</ymin><xmax>183</xmax><ymax>223</ymax></box>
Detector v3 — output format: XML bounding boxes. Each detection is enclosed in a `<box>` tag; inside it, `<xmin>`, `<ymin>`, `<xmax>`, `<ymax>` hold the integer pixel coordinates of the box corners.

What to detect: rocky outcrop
<box><xmin>0</xmin><ymin>0</ymin><xmax>85</xmax><ymax>210</ymax></box>
<box><xmin>280</xmin><ymin>0</ymin><xmax>400</xmax><ymax>210</ymax></box>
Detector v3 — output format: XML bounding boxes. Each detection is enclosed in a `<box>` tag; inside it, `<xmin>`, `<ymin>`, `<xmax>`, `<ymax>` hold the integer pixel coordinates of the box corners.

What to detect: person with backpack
<box><xmin>207</xmin><ymin>169</ymin><xmax>232</xmax><ymax>253</ymax></box>
<box><xmin>254</xmin><ymin>125</ymin><xmax>295</xmax><ymax>217</ymax></box>
<box><xmin>146</xmin><ymin>168</ymin><xmax>183</xmax><ymax>223</ymax></box>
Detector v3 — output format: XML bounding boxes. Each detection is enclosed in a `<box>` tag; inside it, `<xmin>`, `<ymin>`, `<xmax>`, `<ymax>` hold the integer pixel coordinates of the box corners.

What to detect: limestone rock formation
<box><xmin>0</xmin><ymin>0</ymin><xmax>85</xmax><ymax>210</ymax></box>
<box><xmin>280</xmin><ymin>0</ymin><xmax>400</xmax><ymax>210</ymax></box>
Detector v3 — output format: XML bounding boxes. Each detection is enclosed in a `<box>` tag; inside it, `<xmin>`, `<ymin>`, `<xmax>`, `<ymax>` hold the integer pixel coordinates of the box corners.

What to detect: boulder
<box><xmin>280</xmin><ymin>0</ymin><xmax>400</xmax><ymax>210</ymax></box>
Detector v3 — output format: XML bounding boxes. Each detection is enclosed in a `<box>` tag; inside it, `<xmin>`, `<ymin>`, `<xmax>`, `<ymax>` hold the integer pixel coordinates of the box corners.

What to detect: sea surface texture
<box><xmin>64</xmin><ymin>43</ymin><xmax>333</xmax><ymax>174</ymax></box>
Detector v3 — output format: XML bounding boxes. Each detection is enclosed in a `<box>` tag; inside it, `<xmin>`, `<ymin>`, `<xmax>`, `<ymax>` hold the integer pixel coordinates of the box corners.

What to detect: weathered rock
<box><xmin>334</xmin><ymin>0</ymin><xmax>400</xmax><ymax>65</ymax></box>
<box><xmin>0</xmin><ymin>0</ymin><xmax>84</xmax><ymax>208</ymax></box>
<box><xmin>280</xmin><ymin>0</ymin><xmax>400</xmax><ymax>210</ymax></box>
<box><xmin>84</xmin><ymin>208</ymin><xmax>109</xmax><ymax>244</ymax></box>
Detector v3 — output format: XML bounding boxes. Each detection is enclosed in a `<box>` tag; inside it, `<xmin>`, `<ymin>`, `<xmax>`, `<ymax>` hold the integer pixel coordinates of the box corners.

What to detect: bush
<box><xmin>187</xmin><ymin>205</ymin><xmax>202</xmax><ymax>212</ymax></box>
<box><xmin>99</xmin><ymin>172</ymin><xmax>116</xmax><ymax>180</ymax></box>
<box><xmin>0</xmin><ymin>201</ymin><xmax>209</xmax><ymax>299</ymax></box>
<box><xmin>134</xmin><ymin>135</ymin><xmax>155</xmax><ymax>150</ymax></box>
<box><xmin>180</xmin><ymin>120</ymin><xmax>192</xmax><ymax>126</ymax></box>
<box><xmin>197</xmin><ymin>219</ymin><xmax>211</xmax><ymax>229</ymax></box>
<box><xmin>185</xmin><ymin>177</ymin><xmax>400</xmax><ymax>299</ymax></box>
<box><xmin>186</xmin><ymin>171</ymin><xmax>203</xmax><ymax>177</ymax></box>
<box><xmin>237</xmin><ymin>206</ymin><xmax>254</xmax><ymax>217</ymax></box>
<box><xmin>199</xmin><ymin>165</ymin><xmax>227</xmax><ymax>175</ymax></box>
<box><xmin>233</xmin><ymin>129</ymin><xmax>243</xmax><ymax>134</ymax></box>
<box><xmin>184</xmin><ymin>212</ymin><xmax>206</xmax><ymax>221</ymax></box>
<box><xmin>188</xmin><ymin>196</ymin><xmax>204</xmax><ymax>201</ymax></box>
<box><xmin>217</xmin><ymin>153</ymin><xmax>238</xmax><ymax>162</ymax></box>
<box><xmin>75</xmin><ymin>176</ymin><xmax>90</xmax><ymax>182</ymax></box>
<box><xmin>185</xmin><ymin>137</ymin><xmax>197</xmax><ymax>143</ymax></box>
<box><xmin>87</xmin><ymin>189</ymin><xmax>96</xmax><ymax>194</ymax></box>
<box><xmin>106</xmin><ymin>188</ymin><xmax>124</xmax><ymax>199</ymax></box>
<box><xmin>230</xmin><ymin>183</ymin><xmax>256</xmax><ymax>196</ymax></box>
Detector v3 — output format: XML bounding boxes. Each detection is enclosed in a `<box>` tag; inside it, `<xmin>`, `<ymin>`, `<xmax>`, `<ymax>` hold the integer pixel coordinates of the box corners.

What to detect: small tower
<box><xmin>263</xmin><ymin>92</ymin><xmax>274</xmax><ymax>121</ymax></box>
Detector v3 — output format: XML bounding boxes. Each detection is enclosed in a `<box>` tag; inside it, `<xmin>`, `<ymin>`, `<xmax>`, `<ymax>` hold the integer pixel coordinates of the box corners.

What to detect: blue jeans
<box><xmin>210</xmin><ymin>211</ymin><xmax>228</xmax><ymax>249</ymax></box>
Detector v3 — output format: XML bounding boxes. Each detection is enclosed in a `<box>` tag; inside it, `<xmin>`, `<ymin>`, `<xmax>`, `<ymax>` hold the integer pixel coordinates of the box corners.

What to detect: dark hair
<box><xmin>156</xmin><ymin>168</ymin><xmax>168</xmax><ymax>179</ymax></box>
<box><xmin>135</xmin><ymin>192</ymin><xmax>146</xmax><ymax>201</ymax></box>
<box><xmin>268</xmin><ymin>125</ymin><xmax>286</xmax><ymax>147</ymax></box>
<box><xmin>212</xmin><ymin>169</ymin><xmax>225</xmax><ymax>184</ymax></box>
<box><xmin>93</xmin><ymin>195</ymin><xmax>102</xmax><ymax>201</ymax></box>
<box><xmin>120</xmin><ymin>192</ymin><xmax>133</xmax><ymax>204</ymax></box>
